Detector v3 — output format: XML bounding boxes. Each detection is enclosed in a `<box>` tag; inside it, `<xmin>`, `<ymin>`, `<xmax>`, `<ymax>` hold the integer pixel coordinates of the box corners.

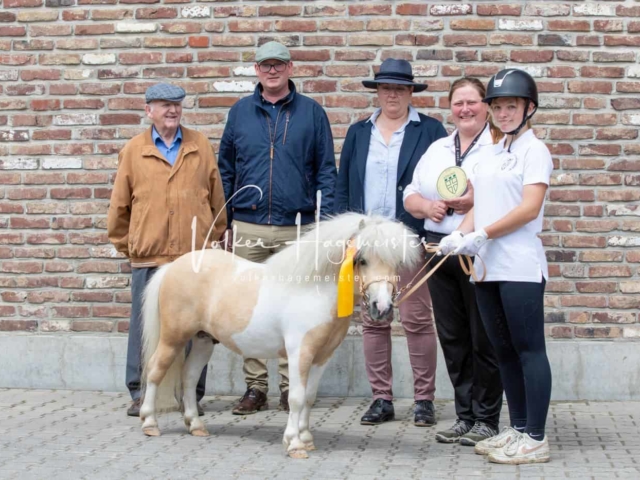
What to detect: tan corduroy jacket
<box><xmin>107</xmin><ymin>126</ymin><xmax>227</xmax><ymax>268</ymax></box>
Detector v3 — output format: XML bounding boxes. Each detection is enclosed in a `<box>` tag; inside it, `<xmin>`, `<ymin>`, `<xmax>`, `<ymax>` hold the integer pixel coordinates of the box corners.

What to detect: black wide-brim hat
<box><xmin>362</xmin><ymin>58</ymin><xmax>427</xmax><ymax>92</ymax></box>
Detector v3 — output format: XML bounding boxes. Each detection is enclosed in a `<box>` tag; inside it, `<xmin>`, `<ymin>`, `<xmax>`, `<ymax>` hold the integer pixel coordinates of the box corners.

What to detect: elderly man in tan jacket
<box><xmin>108</xmin><ymin>83</ymin><xmax>227</xmax><ymax>417</ymax></box>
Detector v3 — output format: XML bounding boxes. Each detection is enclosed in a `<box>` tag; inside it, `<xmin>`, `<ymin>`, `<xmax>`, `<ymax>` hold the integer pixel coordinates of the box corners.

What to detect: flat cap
<box><xmin>145</xmin><ymin>83</ymin><xmax>186</xmax><ymax>104</ymax></box>
<box><xmin>255</xmin><ymin>41</ymin><xmax>290</xmax><ymax>64</ymax></box>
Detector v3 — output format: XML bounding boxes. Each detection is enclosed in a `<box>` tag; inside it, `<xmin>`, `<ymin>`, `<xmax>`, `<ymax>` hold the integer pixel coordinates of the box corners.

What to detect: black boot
<box><xmin>414</xmin><ymin>400</ymin><xmax>436</xmax><ymax>427</ymax></box>
<box><xmin>360</xmin><ymin>399</ymin><xmax>395</xmax><ymax>425</ymax></box>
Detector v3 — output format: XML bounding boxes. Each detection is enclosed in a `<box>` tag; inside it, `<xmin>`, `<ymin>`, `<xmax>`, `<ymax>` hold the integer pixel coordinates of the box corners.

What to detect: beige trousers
<box><xmin>232</xmin><ymin>220</ymin><xmax>300</xmax><ymax>394</ymax></box>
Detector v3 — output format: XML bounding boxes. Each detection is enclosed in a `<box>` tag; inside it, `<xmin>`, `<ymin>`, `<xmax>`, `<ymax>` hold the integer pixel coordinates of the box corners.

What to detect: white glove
<box><xmin>454</xmin><ymin>229</ymin><xmax>489</xmax><ymax>256</ymax></box>
<box><xmin>437</xmin><ymin>230</ymin><xmax>464</xmax><ymax>256</ymax></box>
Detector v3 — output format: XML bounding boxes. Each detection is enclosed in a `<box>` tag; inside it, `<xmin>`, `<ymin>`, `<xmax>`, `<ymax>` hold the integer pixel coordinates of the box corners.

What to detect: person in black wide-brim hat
<box><xmin>361</xmin><ymin>58</ymin><xmax>429</xmax><ymax>92</ymax></box>
<box><xmin>336</xmin><ymin>58</ymin><xmax>447</xmax><ymax>428</ymax></box>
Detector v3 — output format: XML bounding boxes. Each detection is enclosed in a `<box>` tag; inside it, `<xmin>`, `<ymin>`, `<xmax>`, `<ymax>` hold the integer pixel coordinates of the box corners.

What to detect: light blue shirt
<box><xmin>152</xmin><ymin>126</ymin><xmax>182</xmax><ymax>166</ymax></box>
<box><xmin>364</xmin><ymin>106</ymin><xmax>420</xmax><ymax>219</ymax></box>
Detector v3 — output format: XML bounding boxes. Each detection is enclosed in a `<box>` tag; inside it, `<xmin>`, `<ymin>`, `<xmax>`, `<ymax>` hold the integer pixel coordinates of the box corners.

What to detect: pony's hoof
<box><xmin>191</xmin><ymin>428</ymin><xmax>210</xmax><ymax>437</ymax></box>
<box><xmin>303</xmin><ymin>442</ymin><xmax>316</xmax><ymax>451</ymax></box>
<box><xmin>143</xmin><ymin>426</ymin><xmax>161</xmax><ymax>437</ymax></box>
<box><xmin>288</xmin><ymin>449</ymin><xmax>309</xmax><ymax>459</ymax></box>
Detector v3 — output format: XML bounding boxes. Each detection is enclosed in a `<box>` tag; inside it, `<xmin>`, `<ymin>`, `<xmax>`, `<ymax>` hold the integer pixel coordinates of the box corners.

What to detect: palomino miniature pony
<box><xmin>139</xmin><ymin>213</ymin><xmax>422</xmax><ymax>458</ymax></box>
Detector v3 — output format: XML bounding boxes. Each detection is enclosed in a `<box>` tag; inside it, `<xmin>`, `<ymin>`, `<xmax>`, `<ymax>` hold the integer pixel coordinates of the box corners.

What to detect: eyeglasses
<box><xmin>258</xmin><ymin>62</ymin><xmax>288</xmax><ymax>73</ymax></box>
<box><xmin>378</xmin><ymin>85</ymin><xmax>411</xmax><ymax>96</ymax></box>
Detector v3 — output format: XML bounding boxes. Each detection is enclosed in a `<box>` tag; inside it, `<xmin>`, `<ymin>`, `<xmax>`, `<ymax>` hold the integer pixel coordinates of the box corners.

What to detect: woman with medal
<box><xmin>336</xmin><ymin>59</ymin><xmax>447</xmax><ymax>428</ymax></box>
<box><xmin>404</xmin><ymin>77</ymin><xmax>504</xmax><ymax>446</ymax></box>
<box><xmin>439</xmin><ymin>69</ymin><xmax>554</xmax><ymax>464</ymax></box>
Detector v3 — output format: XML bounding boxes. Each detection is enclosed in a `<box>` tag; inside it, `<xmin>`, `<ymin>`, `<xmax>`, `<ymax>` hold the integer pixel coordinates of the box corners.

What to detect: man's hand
<box><xmin>453</xmin><ymin>229</ymin><xmax>488</xmax><ymax>256</ymax></box>
<box><xmin>223</xmin><ymin>229</ymin><xmax>234</xmax><ymax>252</ymax></box>
<box><xmin>437</xmin><ymin>230</ymin><xmax>464</xmax><ymax>256</ymax></box>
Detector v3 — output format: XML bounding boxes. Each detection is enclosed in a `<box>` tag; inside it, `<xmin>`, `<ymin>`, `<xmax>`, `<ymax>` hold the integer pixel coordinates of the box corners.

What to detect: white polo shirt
<box><xmin>473</xmin><ymin>129</ymin><xmax>553</xmax><ymax>283</ymax></box>
<box><xmin>403</xmin><ymin>123</ymin><xmax>494</xmax><ymax>234</ymax></box>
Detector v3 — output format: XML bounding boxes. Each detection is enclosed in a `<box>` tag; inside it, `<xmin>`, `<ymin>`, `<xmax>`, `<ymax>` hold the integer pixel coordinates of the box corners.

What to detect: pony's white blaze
<box><xmin>139</xmin><ymin>213</ymin><xmax>422</xmax><ymax>458</ymax></box>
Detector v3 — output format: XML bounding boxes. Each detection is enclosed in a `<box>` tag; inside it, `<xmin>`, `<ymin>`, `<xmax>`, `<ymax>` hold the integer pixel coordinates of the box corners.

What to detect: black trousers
<box><xmin>126</xmin><ymin>267</ymin><xmax>207</xmax><ymax>401</ymax></box>
<box><xmin>475</xmin><ymin>280</ymin><xmax>551</xmax><ymax>438</ymax></box>
<box><xmin>425</xmin><ymin>232</ymin><xmax>504</xmax><ymax>428</ymax></box>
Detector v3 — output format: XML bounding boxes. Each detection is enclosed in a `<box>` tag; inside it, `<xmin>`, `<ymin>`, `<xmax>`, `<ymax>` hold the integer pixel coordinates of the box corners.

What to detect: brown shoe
<box><xmin>232</xmin><ymin>388</ymin><xmax>268</xmax><ymax>415</ymax></box>
<box><xmin>127</xmin><ymin>398</ymin><xmax>141</xmax><ymax>417</ymax></box>
<box><xmin>279</xmin><ymin>391</ymin><xmax>289</xmax><ymax>413</ymax></box>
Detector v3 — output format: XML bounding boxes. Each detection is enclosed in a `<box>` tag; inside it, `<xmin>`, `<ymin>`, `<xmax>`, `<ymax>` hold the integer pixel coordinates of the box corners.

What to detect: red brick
<box><xmin>616</xmin><ymin>5</ymin><xmax>640</xmax><ymax>16</ymax></box>
<box><xmin>50</xmin><ymin>187</ymin><xmax>92</xmax><ymax>199</ymax></box>
<box><xmin>590</xmin><ymin>266</ymin><xmax>632</xmax><ymax>278</ymax></box>
<box><xmin>71</xmin><ymin>320</ymin><xmax>114</xmax><ymax>332</ymax></box>
<box><xmin>143</xmin><ymin>37</ymin><xmax>187</xmax><ymax>48</ymax></box>
<box><xmin>612</xmin><ymin>98</ymin><xmax>640</xmax><ymax>111</ymax></box>
<box><xmin>75</xmin><ymin>24</ymin><xmax>114</xmax><ymax>35</ymax></box>
<box><xmin>227</xmin><ymin>20</ymin><xmax>271</xmax><ymax>32</ymax></box>
<box><xmin>0</xmin><ymin>26</ymin><xmax>26</xmax><ymax>36</ymax></box>
<box><xmin>258</xmin><ymin>5</ymin><xmax>300</xmax><ymax>16</ymax></box>
<box><xmin>604</xmin><ymin>35</ymin><xmax>640</xmax><ymax>47</ymax></box>
<box><xmin>93</xmin><ymin>305</ymin><xmax>131</xmax><ymax>317</ymax></box>
<box><xmin>396</xmin><ymin>3</ymin><xmax>429</xmax><ymax>15</ymax></box>
<box><xmin>477</xmin><ymin>4</ymin><xmax>521</xmax><ymax>16</ymax></box>
<box><xmin>213</xmin><ymin>6</ymin><xmax>256</xmax><ymax>18</ymax></box>
<box><xmin>99</xmin><ymin>114</ymin><xmax>140</xmax><ymax>125</ymax></box>
<box><xmin>320</xmin><ymin>20</ymin><xmax>364</xmax><ymax>32</ymax></box>
<box><xmin>118</xmin><ymin>52</ymin><xmax>162</xmax><ymax>65</ymax></box>
<box><xmin>188</xmin><ymin>36</ymin><xmax>209</xmax><ymax>48</ymax></box>
<box><xmin>198</xmin><ymin>97</ymin><xmax>239</xmax><ymax>108</ymax></box>
<box><xmin>576</xmin><ymin>282</ymin><xmax>618</xmax><ymax>294</ymax></box>
<box><xmin>1</xmin><ymin>292</ymin><xmax>26</xmax><ymax>303</ymax></box>
<box><xmin>1</xmin><ymin>261</ymin><xmax>43</xmax><ymax>274</ymax></box>
<box><xmin>575</xmin><ymin>327</ymin><xmax>621</xmax><ymax>339</ymax></box>
<box><xmin>303</xmin><ymin>36</ymin><xmax>346</xmax><ymax>47</ymax></box>
<box><xmin>325</xmin><ymin>95</ymin><xmax>369</xmax><ymax>109</ymax></box>
<box><xmin>27</xmin><ymin>290</ymin><xmax>70</xmax><ymax>304</ymax></box>
<box><xmin>443</xmin><ymin>34</ymin><xmax>487</xmax><ymax>47</ymax></box>
<box><xmin>275</xmin><ymin>20</ymin><xmax>316</xmax><ymax>32</ymax></box>
<box><xmin>489</xmin><ymin>33</ymin><xmax>534</xmax><ymax>45</ymax></box>
<box><xmin>547</xmin><ymin>20</ymin><xmax>590</xmax><ymax>31</ymax></box>
<box><xmin>6</xmin><ymin>187</ymin><xmax>46</xmax><ymax>200</ymax></box>
<box><xmin>20</xmin><ymin>69</ymin><xmax>61</xmax><ymax>81</ymax></box>
<box><xmin>135</xmin><ymin>7</ymin><xmax>177</xmax><ymax>19</ymax></box>
<box><xmin>51</xmin><ymin>306</ymin><xmax>90</xmax><ymax>318</ymax></box>
<box><xmin>0</xmin><ymin>320</ymin><xmax>37</xmax><ymax>332</ymax></box>
<box><xmin>561</xmin><ymin>296</ymin><xmax>607</xmax><ymax>308</ymax></box>
<box><xmin>348</xmin><ymin>4</ymin><xmax>392</xmax><ymax>15</ymax></box>
<box><xmin>627</xmin><ymin>251</ymin><xmax>640</xmax><ymax>263</ymax></box>
<box><xmin>583</xmin><ymin>205</ymin><xmax>604</xmax><ymax>217</ymax></box>
<box><xmin>10</xmin><ymin>217</ymin><xmax>50</xmax><ymax>229</ymax></box>
<box><xmin>326</xmin><ymin>65</ymin><xmax>370</xmax><ymax>77</ymax></box>
<box><xmin>580</xmin><ymin>66</ymin><xmax>625</xmax><ymax>78</ymax></box>
<box><xmin>302</xmin><ymin>80</ymin><xmax>338</xmax><ymax>94</ymax></box>
<box><xmin>367</xmin><ymin>19</ymin><xmax>410</xmax><ymax>31</ymax></box>
<box><xmin>593</xmin><ymin>312</ymin><xmax>636</xmax><ymax>324</ymax></box>
<box><xmin>579</xmin><ymin>251</ymin><xmax>623</xmax><ymax>262</ymax></box>
<box><xmin>450</xmin><ymin>19</ymin><xmax>495</xmax><ymax>30</ymax></box>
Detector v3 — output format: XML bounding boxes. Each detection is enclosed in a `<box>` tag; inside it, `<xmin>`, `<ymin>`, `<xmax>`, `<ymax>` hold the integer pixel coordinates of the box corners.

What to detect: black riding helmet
<box><xmin>484</xmin><ymin>68</ymin><xmax>538</xmax><ymax>137</ymax></box>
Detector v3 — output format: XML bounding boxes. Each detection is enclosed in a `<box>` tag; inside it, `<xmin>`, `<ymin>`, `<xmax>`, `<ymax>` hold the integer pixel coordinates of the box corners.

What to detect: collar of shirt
<box><xmin>259</xmin><ymin>85</ymin><xmax>295</xmax><ymax>107</ymax></box>
<box><xmin>367</xmin><ymin>105</ymin><xmax>420</xmax><ymax>130</ymax></box>
<box><xmin>493</xmin><ymin>128</ymin><xmax>535</xmax><ymax>154</ymax></box>
<box><xmin>152</xmin><ymin>126</ymin><xmax>182</xmax><ymax>150</ymax></box>
<box><xmin>443</xmin><ymin>122</ymin><xmax>493</xmax><ymax>149</ymax></box>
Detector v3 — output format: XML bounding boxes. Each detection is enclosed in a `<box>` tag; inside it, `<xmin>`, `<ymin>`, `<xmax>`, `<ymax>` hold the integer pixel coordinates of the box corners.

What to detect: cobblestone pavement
<box><xmin>0</xmin><ymin>389</ymin><xmax>639</xmax><ymax>480</ymax></box>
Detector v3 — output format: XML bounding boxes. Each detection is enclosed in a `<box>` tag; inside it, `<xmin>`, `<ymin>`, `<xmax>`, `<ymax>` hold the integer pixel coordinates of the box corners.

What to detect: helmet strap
<box><xmin>505</xmin><ymin>99</ymin><xmax>537</xmax><ymax>152</ymax></box>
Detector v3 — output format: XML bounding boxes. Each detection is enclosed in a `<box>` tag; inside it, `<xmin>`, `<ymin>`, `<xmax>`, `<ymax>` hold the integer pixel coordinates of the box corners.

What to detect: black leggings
<box><xmin>474</xmin><ymin>280</ymin><xmax>552</xmax><ymax>438</ymax></box>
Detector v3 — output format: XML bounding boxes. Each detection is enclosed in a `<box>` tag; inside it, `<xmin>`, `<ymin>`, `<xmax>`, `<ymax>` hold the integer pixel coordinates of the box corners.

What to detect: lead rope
<box><xmin>393</xmin><ymin>243</ymin><xmax>486</xmax><ymax>307</ymax></box>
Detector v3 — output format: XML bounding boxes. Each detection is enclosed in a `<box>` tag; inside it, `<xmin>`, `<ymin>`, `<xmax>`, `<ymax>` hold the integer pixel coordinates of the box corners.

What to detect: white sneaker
<box><xmin>474</xmin><ymin>426</ymin><xmax>521</xmax><ymax>455</ymax></box>
<box><xmin>487</xmin><ymin>433</ymin><xmax>550</xmax><ymax>464</ymax></box>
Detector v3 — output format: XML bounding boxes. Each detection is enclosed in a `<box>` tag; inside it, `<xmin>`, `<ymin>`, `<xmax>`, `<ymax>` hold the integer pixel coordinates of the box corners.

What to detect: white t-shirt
<box><xmin>473</xmin><ymin>129</ymin><xmax>553</xmax><ymax>283</ymax></box>
<box><xmin>403</xmin><ymin>123</ymin><xmax>494</xmax><ymax>234</ymax></box>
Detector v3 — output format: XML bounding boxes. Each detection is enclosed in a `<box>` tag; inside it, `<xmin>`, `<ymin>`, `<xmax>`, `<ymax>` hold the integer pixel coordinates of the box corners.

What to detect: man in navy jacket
<box><xmin>218</xmin><ymin>41</ymin><xmax>336</xmax><ymax>415</ymax></box>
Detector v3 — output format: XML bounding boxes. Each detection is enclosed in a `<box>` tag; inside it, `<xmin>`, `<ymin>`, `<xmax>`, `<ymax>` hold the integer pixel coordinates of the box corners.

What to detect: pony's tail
<box><xmin>141</xmin><ymin>263</ymin><xmax>184</xmax><ymax>412</ymax></box>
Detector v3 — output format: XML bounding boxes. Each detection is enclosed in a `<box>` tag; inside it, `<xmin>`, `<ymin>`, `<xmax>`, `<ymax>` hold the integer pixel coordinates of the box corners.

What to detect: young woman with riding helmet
<box><xmin>439</xmin><ymin>68</ymin><xmax>554</xmax><ymax>464</ymax></box>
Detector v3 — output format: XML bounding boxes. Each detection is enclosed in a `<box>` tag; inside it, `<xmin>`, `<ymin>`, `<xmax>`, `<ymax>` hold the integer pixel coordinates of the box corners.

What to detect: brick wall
<box><xmin>0</xmin><ymin>1</ymin><xmax>639</xmax><ymax>342</ymax></box>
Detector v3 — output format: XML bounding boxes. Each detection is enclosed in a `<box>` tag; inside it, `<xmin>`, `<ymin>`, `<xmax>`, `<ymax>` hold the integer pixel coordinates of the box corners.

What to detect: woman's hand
<box><xmin>425</xmin><ymin>199</ymin><xmax>447</xmax><ymax>223</ymax></box>
<box><xmin>444</xmin><ymin>180</ymin><xmax>474</xmax><ymax>215</ymax></box>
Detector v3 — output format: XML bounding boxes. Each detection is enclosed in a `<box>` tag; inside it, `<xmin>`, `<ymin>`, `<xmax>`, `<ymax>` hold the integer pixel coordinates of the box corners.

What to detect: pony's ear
<box><xmin>358</xmin><ymin>219</ymin><xmax>366</xmax><ymax>231</ymax></box>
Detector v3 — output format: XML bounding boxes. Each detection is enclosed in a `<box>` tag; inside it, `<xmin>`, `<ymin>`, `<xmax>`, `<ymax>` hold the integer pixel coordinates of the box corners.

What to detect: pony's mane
<box><xmin>266</xmin><ymin>213</ymin><xmax>423</xmax><ymax>281</ymax></box>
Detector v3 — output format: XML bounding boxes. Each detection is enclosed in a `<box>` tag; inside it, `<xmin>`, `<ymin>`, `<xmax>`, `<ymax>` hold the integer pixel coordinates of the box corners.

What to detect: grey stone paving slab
<box><xmin>0</xmin><ymin>390</ymin><xmax>639</xmax><ymax>479</ymax></box>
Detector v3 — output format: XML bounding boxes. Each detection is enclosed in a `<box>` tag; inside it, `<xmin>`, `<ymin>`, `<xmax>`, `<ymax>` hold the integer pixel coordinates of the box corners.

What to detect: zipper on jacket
<box><xmin>263</xmin><ymin>99</ymin><xmax>291</xmax><ymax>224</ymax></box>
<box><xmin>283</xmin><ymin>111</ymin><xmax>290</xmax><ymax>145</ymax></box>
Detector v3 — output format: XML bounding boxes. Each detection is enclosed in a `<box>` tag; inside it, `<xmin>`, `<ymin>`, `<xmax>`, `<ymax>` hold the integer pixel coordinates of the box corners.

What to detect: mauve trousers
<box><xmin>361</xmin><ymin>256</ymin><xmax>437</xmax><ymax>402</ymax></box>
